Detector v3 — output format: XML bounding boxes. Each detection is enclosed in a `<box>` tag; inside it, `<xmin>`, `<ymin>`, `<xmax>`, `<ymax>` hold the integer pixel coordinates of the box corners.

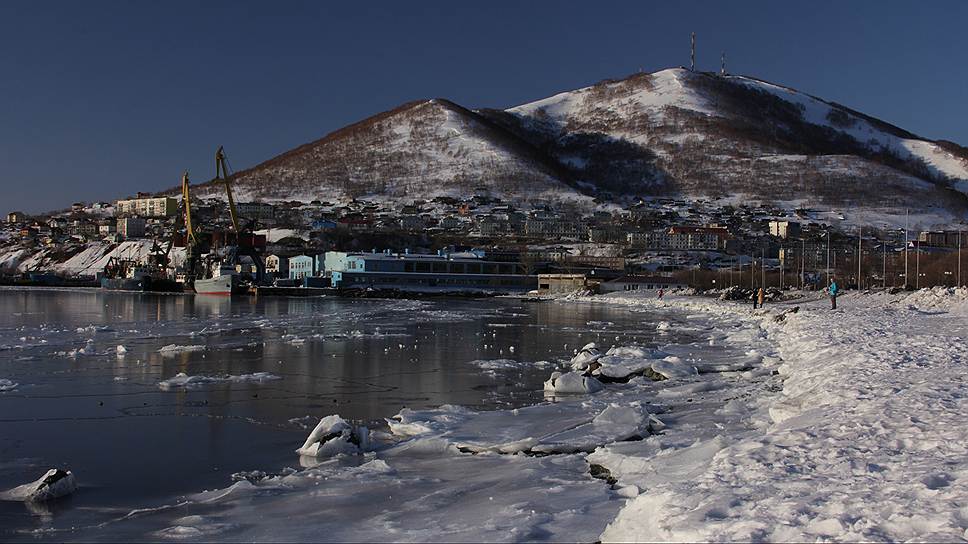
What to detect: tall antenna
<box><xmin>721</xmin><ymin>52</ymin><xmax>727</xmax><ymax>76</ymax></box>
<box><xmin>690</xmin><ymin>32</ymin><xmax>696</xmax><ymax>71</ymax></box>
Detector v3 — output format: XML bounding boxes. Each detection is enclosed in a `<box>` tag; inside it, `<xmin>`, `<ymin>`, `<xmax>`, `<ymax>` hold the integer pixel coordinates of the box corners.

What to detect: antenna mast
<box><xmin>690</xmin><ymin>32</ymin><xmax>696</xmax><ymax>71</ymax></box>
<box><xmin>721</xmin><ymin>52</ymin><xmax>727</xmax><ymax>76</ymax></box>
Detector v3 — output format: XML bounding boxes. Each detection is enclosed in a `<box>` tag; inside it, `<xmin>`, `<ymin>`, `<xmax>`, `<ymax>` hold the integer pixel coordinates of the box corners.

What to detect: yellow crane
<box><xmin>214</xmin><ymin>146</ymin><xmax>241</xmax><ymax>234</ymax></box>
<box><xmin>181</xmin><ymin>171</ymin><xmax>198</xmax><ymax>247</ymax></box>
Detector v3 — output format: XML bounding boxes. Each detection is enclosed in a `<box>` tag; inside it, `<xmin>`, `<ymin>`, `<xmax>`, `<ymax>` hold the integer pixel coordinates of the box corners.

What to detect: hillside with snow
<box><xmin>202</xmin><ymin>68</ymin><xmax>968</xmax><ymax>223</ymax></box>
<box><xmin>194</xmin><ymin>99</ymin><xmax>581</xmax><ymax>204</ymax></box>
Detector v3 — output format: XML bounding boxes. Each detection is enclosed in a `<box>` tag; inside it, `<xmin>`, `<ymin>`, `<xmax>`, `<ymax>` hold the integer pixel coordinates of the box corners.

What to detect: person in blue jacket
<box><xmin>828</xmin><ymin>278</ymin><xmax>839</xmax><ymax>309</ymax></box>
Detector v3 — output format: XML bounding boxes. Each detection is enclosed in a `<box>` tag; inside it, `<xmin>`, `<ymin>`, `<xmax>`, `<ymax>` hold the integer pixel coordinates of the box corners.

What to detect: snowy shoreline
<box><xmin>15</xmin><ymin>288</ymin><xmax>967</xmax><ymax>541</ymax></box>
<box><xmin>595</xmin><ymin>287</ymin><xmax>968</xmax><ymax>542</ymax></box>
<box><xmin>45</xmin><ymin>291</ymin><xmax>780</xmax><ymax>541</ymax></box>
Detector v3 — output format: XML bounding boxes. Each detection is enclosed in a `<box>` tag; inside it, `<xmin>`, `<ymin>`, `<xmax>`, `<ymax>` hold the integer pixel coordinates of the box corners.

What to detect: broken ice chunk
<box><xmin>570</xmin><ymin>342</ymin><xmax>603</xmax><ymax>372</ymax></box>
<box><xmin>296</xmin><ymin>415</ymin><xmax>370</xmax><ymax>458</ymax></box>
<box><xmin>0</xmin><ymin>469</ymin><xmax>77</xmax><ymax>502</ymax></box>
<box><xmin>649</xmin><ymin>356</ymin><xmax>699</xmax><ymax>380</ymax></box>
<box><xmin>544</xmin><ymin>371</ymin><xmax>604</xmax><ymax>394</ymax></box>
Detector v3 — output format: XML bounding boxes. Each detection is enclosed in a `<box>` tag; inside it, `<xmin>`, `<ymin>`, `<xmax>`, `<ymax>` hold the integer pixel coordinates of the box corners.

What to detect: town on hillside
<box><xmin>2</xmin><ymin>188</ymin><xmax>964</xmax><ymax>298</ymax></box>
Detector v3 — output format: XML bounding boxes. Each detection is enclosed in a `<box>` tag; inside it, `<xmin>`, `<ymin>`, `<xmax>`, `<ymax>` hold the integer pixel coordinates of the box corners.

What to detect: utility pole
<box><xmin>825</xmin><ymin>230</ymin><xmax>831</xmax><ymax>286</ymax></box>
<box><xmin>958</xmin><ymin>230</ymin><xmax>961</xmax><ymax>287</ymax></box>
<box><xmin>882</xmin><ymin>241</ymin><xmax>887</xmax><ymax>289</ymax></box>
<box><xmin>857</xmin><ymin>226</ymin><xmax>862</xmax><ymax>290</ymax></box>
<box><xmin>904</xmin><ymin>210</ymin><xmax>909</xmax><ymax>287</ymax></box>
<box><xmin>761</xmin><ymin>247</ymin><xmax>766</xmax><ymax>290</ymax></box>
<box><xmin>916</xmin><ymin>239</ymin><xmax>920</xmax><ymax>289</ymax></box>
<box><xmin>690</xmin><ymin>32</ymin><xmax>696</xmax><ymax>72</ymax></box>
<box><xmin>800</xmin><ymin>238</ymin><xmax>805</xmax><ymax>290</ymax></box>
<box><xmin>780</xmin><ymin>245</ymin><xmax>784</xmax><ymax>290</ymax></box>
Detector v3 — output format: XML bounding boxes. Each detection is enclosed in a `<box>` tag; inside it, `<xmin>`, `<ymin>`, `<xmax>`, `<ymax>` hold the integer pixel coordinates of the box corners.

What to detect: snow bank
<box><xmin>0</xmin><ymin>469</ymin><xmax>77</xmax><ymax>502</ymax></box>
<box><xmin>598</xmin><ymin>288</ymin><xmax>968</xmax><ymax>542</ymax></box>
<box><xmin>158</xmin><ymin>372</ymin><xmax>281</xmax><ymax>390</ymax></box>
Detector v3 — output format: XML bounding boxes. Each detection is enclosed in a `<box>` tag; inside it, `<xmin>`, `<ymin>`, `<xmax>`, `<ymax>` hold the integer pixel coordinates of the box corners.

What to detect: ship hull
<box><xmin>100</xmin><ymin>277</ymin><xmax>182</xmax><ymax>293</ymax></box>
<box><xmin>193</xmin><ymin>275</ymin><xmax>247</xmax><ymax>296</ymax></box>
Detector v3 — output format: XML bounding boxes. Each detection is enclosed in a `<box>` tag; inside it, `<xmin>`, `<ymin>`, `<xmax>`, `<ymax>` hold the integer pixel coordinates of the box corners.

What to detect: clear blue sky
<box><xmin>2</xmin><ymin>1</ymin><xmax>966</xmax><ymax>213</ymax></box>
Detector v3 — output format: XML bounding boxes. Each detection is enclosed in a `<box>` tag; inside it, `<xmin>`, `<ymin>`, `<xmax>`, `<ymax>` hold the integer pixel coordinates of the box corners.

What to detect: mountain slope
<box><xmin>488</xmin><ymin>68</ymin><xmax>968</xmax><ymax>211</ymax></box>
<box><xmin>196</xmin><ymin>68</ymin><xmax>968</xmax><ymax>222</ymax></box>
<box><xmin>199</xmin><ymin>99</ymin><xmax>581</xmax><ymax>202</ymax></box>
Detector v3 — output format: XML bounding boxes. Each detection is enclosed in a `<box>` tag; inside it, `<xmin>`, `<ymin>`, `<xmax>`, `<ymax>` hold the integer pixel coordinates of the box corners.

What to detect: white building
<box><xmin>769</xmin><ymin>220</ymin><xmax>801</xmax><ymax>239</ymax></box>
<box><xmin>116</xmin><ymin>196</ymin><xmax>178</xmax><ymax>218</ymax></box>
<box><xmin>599</xmin><ymin>275</ymin><xmax>687</xmax><ymax>293</ymax></box>
<box><xmin>288</xmin><ymin>255</ymin><xmax>313</xmax><ymax>280</ymax></box>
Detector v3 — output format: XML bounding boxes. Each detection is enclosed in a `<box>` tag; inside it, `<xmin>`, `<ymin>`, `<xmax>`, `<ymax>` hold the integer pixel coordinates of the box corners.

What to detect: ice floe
<box><xmin>158</xmin><ymin>344</ymin><xmax>205</xmax><ymax>355</ymax></box>
<box><xmin>543</xmin><ymin>371</ymin><xmax>604</xmax><ymax>395</ymax></box>
<box><xmin>0</xmin><ymin>378</ymin><xmax>18</xmax><ymax>391</ymax></box>
<box><xmin>158</xmin><ymin>372</ymin><xmax>281</xmax><ymax>390</ymax></box>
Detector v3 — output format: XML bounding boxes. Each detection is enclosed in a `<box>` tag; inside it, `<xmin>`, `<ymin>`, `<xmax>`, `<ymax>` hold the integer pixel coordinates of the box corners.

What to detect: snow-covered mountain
<box><xmin>198</xmin><ymin>99</ymin><xmax>580</xmax><ymax>203</ymax></box>
<box><xmin>207</xmin><ymin>68</ymin><xmax>968</xmax><ymax>219</ymax></box>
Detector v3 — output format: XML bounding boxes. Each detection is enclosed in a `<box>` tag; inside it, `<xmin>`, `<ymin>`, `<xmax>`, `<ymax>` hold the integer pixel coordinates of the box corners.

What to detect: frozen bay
<box><xmin>0</xmin><ymin>287</ymin><xmax>747</xmax><ymax>540</ymax></box>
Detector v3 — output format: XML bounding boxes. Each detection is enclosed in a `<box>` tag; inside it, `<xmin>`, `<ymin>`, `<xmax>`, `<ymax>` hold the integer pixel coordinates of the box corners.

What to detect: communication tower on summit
<box><xmin>721</xmin><ymin>52</ymin><xmax>727</xmax><ymax>75</ymax></box>
<box><xmin>690</xmin><ymin>32</ymin><xmax>695</xmax><ymax>71</ymax></box>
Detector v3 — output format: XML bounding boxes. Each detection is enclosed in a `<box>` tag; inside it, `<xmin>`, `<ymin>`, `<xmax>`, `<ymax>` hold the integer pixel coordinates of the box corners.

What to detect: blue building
<box><xmin>323</xmin><ymin>251</ymin><xmax>535</xmax><ymax>293</ymax></box>
<box><xmin>311</xmin><ymin>219</ymin><xmax>337</xmax><ymax>231</ymax></box>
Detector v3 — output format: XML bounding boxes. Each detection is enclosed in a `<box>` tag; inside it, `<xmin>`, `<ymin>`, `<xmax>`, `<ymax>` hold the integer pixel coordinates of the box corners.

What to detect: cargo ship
<box><xmin>100</xmin><ymin>259</ymin><xmax>182</xmax><ymax>293</ymax></box>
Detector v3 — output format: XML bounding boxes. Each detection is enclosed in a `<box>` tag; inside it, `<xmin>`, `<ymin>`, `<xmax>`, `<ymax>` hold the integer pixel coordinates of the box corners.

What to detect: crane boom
<box><xmin>215</xmin><ymin>146</ymin><xmax>241</xmax><ymax>234</ymax></box>
<box><xmin>181</xmin><ymin>171</ymin><xmax>197</xmax><ymax>247</ymax></box>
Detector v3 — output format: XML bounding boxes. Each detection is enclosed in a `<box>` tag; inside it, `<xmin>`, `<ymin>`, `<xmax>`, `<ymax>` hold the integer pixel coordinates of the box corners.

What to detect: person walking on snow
<box><xmin>757</xmin><ymin>287</ymin><xmax>765</xmax><ymax>308</ymax></box>
<box><xmin>657</xmin><ymin>288</ymin><xmax>664</xmax><ymax>300</ymax></box>
<box><xmin>828</xmin><ymin>278</ymin><xmax>839</xmax><ymax>310</ymax></box>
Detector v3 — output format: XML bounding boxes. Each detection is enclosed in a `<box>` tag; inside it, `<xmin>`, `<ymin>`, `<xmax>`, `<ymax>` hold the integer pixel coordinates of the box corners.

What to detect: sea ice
<box><xmin>158</xmin><ymin>344</ymin><xmax>205</xmax><ymax>355</ymax></box>
<box><xmin>544</xmin><ymin>371</ymin><xmax>604</xmax><ymax>395</ymax></box>
<box><xmin>0</xmin><ymin>468</ymin><xmax>77</xmax><ymax>502</ymax></box>
<box><xmin>295</xmin><ymin>415</ymin><xmax>370</xmax><ymax>458</ymax></box>
<box><xmin>570</xmin><ymin>342</ymin><xmax>603</xmax><ymax>372</ymax></box>
<box><xmin>158</xmin><ymin>372</ymin><xmax>281</xmax><ymax>390</ymax></box>
<box><xmin>649</xmin><ymin>356</ymin><xmax>699</xmax><ymax>380</ymax></box>
<box><xmin>0</xmin><ymin>378</ymin><xmax>18</xmax><ymax>391</ymax></box>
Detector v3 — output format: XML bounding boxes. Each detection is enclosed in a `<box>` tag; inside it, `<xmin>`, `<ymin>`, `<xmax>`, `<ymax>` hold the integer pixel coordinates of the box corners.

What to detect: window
<box><xmin>432</xmin><ymin>262</ymin><xmax>446</xmax><ymax>273</ymax></box>
<box><xmin>404</xmin><ymin>262</ymin><xmax>415</xmax><ymax>272</ymax></box>
<box><xmin>415</xmin><ymin>262</ymin><xmax>430</xmax><ymax>273</ymax></box>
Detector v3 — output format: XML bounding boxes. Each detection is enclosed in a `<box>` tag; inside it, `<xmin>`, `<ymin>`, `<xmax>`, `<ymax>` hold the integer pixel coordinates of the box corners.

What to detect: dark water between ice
<box><xmin>0</xmin><ymin>288</ymin><xmax>697</xmax><ymax>538</ymax></box>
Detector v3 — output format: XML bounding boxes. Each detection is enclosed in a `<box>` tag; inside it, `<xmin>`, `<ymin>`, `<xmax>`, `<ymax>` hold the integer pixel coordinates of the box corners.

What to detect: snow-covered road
<box><xmin>600</xmin><ymin>288</ymin><xmax>968</xmax><ymax>542</ymax></box>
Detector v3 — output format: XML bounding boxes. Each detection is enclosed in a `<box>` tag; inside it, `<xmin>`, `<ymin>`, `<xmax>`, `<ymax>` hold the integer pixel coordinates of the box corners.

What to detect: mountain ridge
<box><xmin>182</xmin><ymin>67</ymin><xmax>968</xmax><ymax>222</ymax></box>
